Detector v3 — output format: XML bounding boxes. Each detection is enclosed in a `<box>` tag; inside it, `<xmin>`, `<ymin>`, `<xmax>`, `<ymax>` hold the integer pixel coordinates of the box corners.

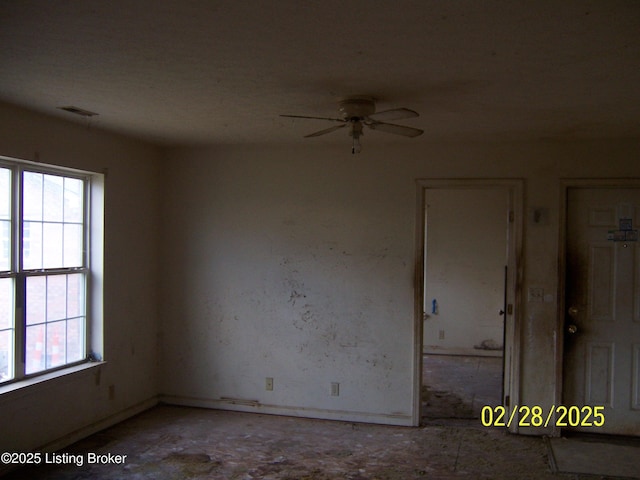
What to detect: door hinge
<box><xmin>507</xmin><ymin>304</ymin><xmax>513</xmax><ymax>315</ymax></box>
<box><xmin>508</xmin><ymin>211</ymin><xmax>514</xmax><ymax>223</ymax></box>
<box><xmin>505</xmin><ymin>395</ymin><xmax>510</xmax><ymax>407</ymax></box>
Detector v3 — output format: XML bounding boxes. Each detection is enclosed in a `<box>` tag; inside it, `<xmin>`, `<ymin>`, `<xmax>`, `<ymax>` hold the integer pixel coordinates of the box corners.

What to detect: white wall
<box><xmin>0</xmin><ymin>102</ymin><xmax>161</xmax><ymax>455</ymax></box>
<box><xmin>160</xmin><ymin>138</ymin><xmax>640</xmax><ymax>432</ymax></box>
<box><xmin>423</xmin><ymin>188</ymin><xmax>508</xmax><ymax>355</ymax></box>
<box><xmin>159</xmin><ymin>147</ymin><xmax>417</xmax><ymax>424</ymax></box>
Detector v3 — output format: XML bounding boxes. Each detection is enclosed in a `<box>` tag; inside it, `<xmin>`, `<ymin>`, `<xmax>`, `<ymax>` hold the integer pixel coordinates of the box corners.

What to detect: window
<box><xmin>0</xmin><ymin>158</ymin><xmax>102</xmax><ymax>385</ymax></box>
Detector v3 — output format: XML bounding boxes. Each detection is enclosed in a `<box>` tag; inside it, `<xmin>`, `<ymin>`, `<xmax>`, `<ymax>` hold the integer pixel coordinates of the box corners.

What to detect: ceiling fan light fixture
<box><xmin>349</xmin><ymin>120</ymin><xmax>363</xmax><ymax>154</ymax></box>
<box><xmin>280</xmin><ymin>95</ymin><xmax>423</xmax><ymax>153</ymax></box>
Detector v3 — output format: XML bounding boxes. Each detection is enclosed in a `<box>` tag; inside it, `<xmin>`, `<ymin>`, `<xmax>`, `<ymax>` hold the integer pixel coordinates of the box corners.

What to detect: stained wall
<box><xmin>159</xmin><ymin>139</ymin><xmax>640</xmax><ymax>432</ymax></box>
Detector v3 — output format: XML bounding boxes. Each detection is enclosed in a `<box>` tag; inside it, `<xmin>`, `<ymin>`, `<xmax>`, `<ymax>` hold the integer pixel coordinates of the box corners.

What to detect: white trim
<box><xmin>423</xmin><ymin>347</ymin><xmax>503</xmax><ymax>357</ymax></box>
<box><xmin>0</xmin><ymin>361</ymin><xmax>105</xmax><ymax>399</ymax></box>
<box><xmin>159</xmin><ymin>395</ymin><xmax>413</xmax><ymax>426</ymax></box>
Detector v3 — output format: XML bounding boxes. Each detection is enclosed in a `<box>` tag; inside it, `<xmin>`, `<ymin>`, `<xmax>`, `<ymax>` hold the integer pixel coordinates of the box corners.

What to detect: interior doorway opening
<box><xmin>416</xmin><ymin>182</ymin><xmax>519</xmax><ymax>425</ymax></box>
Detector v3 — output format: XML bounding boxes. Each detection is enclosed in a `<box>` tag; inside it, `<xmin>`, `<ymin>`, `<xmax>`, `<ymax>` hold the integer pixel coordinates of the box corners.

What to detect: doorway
<box><xmin>414</xmin><ymin>180</ymin><xmax>522</xmax><ymax>426</ymax></box>
<box><xmin>562</xmin><ymin>184</ymin><xmax>640</xmax><ymax>436</ymax></box>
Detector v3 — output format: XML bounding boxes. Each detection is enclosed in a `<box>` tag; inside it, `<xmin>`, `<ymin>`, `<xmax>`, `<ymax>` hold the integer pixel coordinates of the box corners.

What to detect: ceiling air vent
<box><xmin>57</xmin><ymin>106</ymin><xmax>99</xmax><ymax>117</ymax></box>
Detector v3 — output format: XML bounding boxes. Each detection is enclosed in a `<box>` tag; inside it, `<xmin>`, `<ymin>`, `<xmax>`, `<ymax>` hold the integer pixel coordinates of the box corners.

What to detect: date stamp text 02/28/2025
<box><xmin>481</xmin><ymin>405</ymin><xmax>605</xmax><ymax>428</ymax></box>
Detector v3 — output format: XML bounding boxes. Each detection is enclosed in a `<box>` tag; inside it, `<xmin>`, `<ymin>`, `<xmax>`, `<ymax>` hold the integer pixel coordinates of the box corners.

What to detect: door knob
<box><xmin>568</xmin><ymin>306</ymin><xmax>579</xmax><ymax>317</ymax></box>
<box><xmin>567</xmin><ymin>324</ymin><xmax>578</xmax><ymax>334</ymax></box>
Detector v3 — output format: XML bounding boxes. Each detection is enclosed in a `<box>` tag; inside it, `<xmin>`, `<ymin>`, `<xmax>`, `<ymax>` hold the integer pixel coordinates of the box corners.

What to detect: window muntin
<box><xmin>0</xmin><ymin>162</ymin><xmax>90</xmax><ymax>384</ymax></box>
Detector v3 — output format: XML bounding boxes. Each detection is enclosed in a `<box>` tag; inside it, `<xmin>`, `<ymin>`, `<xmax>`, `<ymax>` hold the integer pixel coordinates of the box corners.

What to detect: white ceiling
<box><xmin>1</xmin><ymin>1</ymin><xmax>639</xmax><ymax>147</ymax></box>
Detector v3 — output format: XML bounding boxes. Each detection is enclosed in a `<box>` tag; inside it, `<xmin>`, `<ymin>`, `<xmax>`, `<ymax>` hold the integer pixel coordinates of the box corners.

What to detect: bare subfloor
<box><xmin>3</xmin><ymin>355</ymin><xmax>621</xmax><ymax>479</ymax></box>
<box><xmin>422</xmin><ymin>354</ymin><xmax>503</xmax><ymax>422</ymax></box>
<box><xmin>4</xmin><ymin>405</ymin><xmax>604</xmax><ymax>480</ymax></box>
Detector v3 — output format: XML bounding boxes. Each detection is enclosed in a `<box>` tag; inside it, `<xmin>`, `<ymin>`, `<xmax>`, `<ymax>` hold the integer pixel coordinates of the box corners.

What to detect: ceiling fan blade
<box><xmin>368</xmin><ymin>122</ymin><xmax>424</xmax><ymax>137</ymax></box>
<box><xmin>304</xmin><ymin>124</ymin><xmax>347</xmax><ymax>137</ymax></box>
<box><xmin>281</xmin><ymin>114</ymin><xmax>345</xmax><ymax>123</ymax></box>
<box><xmin>367</xmin><ymin>108</ymin><xmax>419</xmax><ymax>122</ymax></box>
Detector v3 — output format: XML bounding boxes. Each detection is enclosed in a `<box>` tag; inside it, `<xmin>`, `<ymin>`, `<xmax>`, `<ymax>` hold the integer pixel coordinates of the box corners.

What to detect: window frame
<box><xmin>0</xmin><ymin>156</ymin><xmax>103</xmax><ymax>386</ymax></box>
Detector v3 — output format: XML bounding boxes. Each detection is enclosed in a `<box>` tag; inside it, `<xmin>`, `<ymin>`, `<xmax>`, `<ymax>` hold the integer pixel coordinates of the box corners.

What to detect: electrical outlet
<box><xmin>265</xmin><ymin>377</ymin><xmax>273</xmax><ymax>391</ymax></box>
<box><xmin>331</xmin><ymin>382</ymin><xmax>340</xmax><ymax>396</ymax></box>
<box><xmin>439</xmin><ymin>330</ymin><xmax>445</xmax><ymax>340</ymax></box>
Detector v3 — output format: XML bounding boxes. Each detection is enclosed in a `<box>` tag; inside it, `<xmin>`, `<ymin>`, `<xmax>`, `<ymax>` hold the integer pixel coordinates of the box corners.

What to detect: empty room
<box><xmin>1</xmin><ymin>1</ymin><xmax>639</xmax><ymax>479</ymax></box>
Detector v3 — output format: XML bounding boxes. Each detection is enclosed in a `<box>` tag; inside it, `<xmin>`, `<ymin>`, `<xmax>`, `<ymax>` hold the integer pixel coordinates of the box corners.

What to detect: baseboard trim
<box><xmin>44</xmin><ymin>396</ymin><xmax>159</xmax><ymax>452</ymax></box>
<box><xmin>423</xmin><ymin>347</ymin><xmax>503</xmax><ymax>357</ymax></box>
<box><xmin>159</xmin><ymin>394</ymin><xmax>413</xmax><ymax>426</ymax></box>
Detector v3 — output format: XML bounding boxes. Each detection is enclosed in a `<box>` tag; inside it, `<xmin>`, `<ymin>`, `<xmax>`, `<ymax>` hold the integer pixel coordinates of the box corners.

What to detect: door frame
<box><xmin>413</xmin><ymin>178</ymin><xmax>524</xmax><ymax>428</ymax></box>
<box><xmin>557</xmin><ymin>178</ymin><xmax>640</xmax><ymax>436</ymax></box>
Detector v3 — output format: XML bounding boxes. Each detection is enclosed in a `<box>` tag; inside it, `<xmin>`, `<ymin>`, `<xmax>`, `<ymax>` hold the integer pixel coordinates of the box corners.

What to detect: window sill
<box><xmin>0</xmin><ymin>361</ymin><xmax>106</xmax><ymax>401</ymax></box>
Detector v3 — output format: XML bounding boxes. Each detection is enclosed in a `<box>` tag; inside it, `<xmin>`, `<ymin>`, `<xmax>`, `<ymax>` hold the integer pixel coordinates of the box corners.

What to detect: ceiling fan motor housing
<box><xmin>339</xmin><ymin>97</ymin><xmax>376</xmax><ymax>120</ymax></box>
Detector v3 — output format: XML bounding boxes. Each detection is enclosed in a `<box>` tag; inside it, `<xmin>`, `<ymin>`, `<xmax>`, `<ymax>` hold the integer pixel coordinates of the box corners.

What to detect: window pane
<box><xmin>24</xmin><ymin>174</ymin><xmax>85</xmax><ymax>271</ymax></box>
<box><xmin>23</xmin><ymin>221</ymin><xmax>43</xmax><ymax>270</ymax></box>
<box><xmin>64</xmin><ymin>177</ymin><xmax>84</xmax><ymax>223</ymax></box>
<box><xmin>26</xmin><ymin>276</ymin><xmax>46</xmax><ymax>325</ymax></box>
<box><xmin>0</xmin><ymin>278</ymin><xmax>15</xmax><ymax>329</ymax></box>
<box><xmin>25</xmin><ymin>323</ymin><xmax>45</xmax><ymax>374</ymax></box>
<box><xmin>0</xmin><ymin>168</ymin><xmax>10</xmax><ymax>221</ymax></box>
<box><xmin>42</xmin><ymin>222</ymin><xmax>63</xmax><ymax>268</ymax></box>
<box><xmin>0</xmin><ymin>169</ymin><xmax>10</xmax><ymax>270</ymax></box>
<box><xmin>0</xmin><ymin>220</ymin><xmax>9</xmax><ymax>271</ymax></box>
<box><xmin>25</xmin><ymin>273</ymin><xmax>86</xmax><ymax>373</ymax></box>
<box><xmin>67</xmin><ymin>273</ymin><xmax>85</xmax><ymax>318</ymax></box>
<box><xmin>23</xmin><ymin>172</ymin><xmax>43</xmax><ymax>221</ymax></box>
<box><xmin>46</xmin><ymin>321</ymin><xmax>66</xmax><ymax>369</ymax></box>
<box><xmin>43</xmin><ymin>174</ymin><xmax>64</xmax><ymax>222</ymax></box>
<box><xmin>0</xmin><ymin>329</ymin><xmax>13</xmax><ymax>382</ymax></box>
<box><xmin>46</xmin><ymin>274</ymin><xmax>67</xmax><ymax>321</ymax></box>
<box><xmin>66</xmin><ymin>317</ymin><xmax>84</xmax><ymax>363</ymax></box>
<box><xmin>0</xmin><ymin>278</ymin><xmax>14</xmax><ymax>383</ymax></box>
<box><xmin>63</xmin><ymin>223</ymin><xmax>83</xmax><ymax>267</ymax></box>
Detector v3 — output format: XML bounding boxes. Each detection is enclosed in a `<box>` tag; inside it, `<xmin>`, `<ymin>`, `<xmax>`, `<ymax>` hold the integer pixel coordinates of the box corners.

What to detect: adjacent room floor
<box><xmin>422</xmin><ymin>354</ymin><xmax>503</xmax><ymax>422</ymax></box>
<box><xmin>3</xmin><ymin>355</ymin><xmax>634</xmax><ymax>479</ymax></box>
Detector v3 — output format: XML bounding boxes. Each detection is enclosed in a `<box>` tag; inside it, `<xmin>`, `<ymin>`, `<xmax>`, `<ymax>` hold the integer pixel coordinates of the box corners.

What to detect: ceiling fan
<box><xmin>281</xmin><ymin>96</ymin><xmax>424</xmax><ymax>154</ymax></box>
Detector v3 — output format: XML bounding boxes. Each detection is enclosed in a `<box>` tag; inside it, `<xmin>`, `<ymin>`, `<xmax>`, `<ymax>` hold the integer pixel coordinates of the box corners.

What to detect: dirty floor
<box><xmin>3</xmin><ymin>355</ymin><xmax>629</xmax><ymax>479</ymax></box>
<box><xmin>422</xmin><ymin>354</ymin><xmax>502</xmax><ymax>422</ymax></box>
<box><xmin>4</xmin><ymin>405</ymin><xmax>615</xmax><ymax>480</ymax></box>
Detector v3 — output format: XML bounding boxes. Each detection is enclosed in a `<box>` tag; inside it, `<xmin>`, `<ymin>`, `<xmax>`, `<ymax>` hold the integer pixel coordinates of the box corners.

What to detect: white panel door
<box><xmin>564</xmin><ymin>187</ymin><xmax>640</xmax><ymax>435</ymax></box>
